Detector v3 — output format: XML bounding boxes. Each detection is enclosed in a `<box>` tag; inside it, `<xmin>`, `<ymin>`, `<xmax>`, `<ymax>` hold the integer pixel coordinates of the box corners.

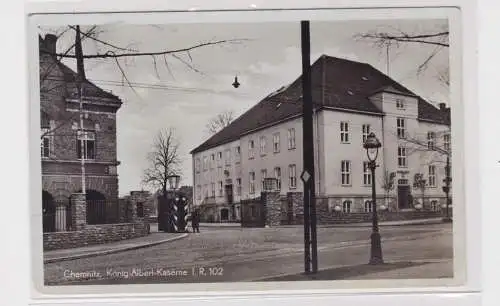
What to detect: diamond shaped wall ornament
<box><xmin>301</xmin><ymin>170</ymin><xmax>311</xmax><ymax>183</ymax></box>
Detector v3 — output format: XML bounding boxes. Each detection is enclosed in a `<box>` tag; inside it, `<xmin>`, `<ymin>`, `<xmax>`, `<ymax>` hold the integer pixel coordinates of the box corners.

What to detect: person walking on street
<box><xmin>192</xmin><ymin>209</ymin><xmax>200</xmax><ymax>233</ymax></box>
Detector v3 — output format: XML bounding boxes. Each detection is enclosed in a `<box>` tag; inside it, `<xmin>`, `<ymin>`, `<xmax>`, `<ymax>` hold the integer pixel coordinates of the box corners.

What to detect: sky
<box><xmin>41</xmin><ymin>19</ymin><xmax>450</xmax><ymax>196</ymax></box>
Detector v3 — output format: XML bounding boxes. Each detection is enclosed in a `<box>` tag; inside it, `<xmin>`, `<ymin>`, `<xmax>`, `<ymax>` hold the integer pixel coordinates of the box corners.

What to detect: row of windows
<box><xmin>41</xmin><ymin>129</ymin><xmax>96</xmax><ymax>160</ymax></box>
<box><xmin>340</xmin><ymin>160</ymin><xmax>438</xmax><ymax>187</ymax></box>
<box><xmin>195</xmin><ymin>128</ymin><xmax>297</xmax><ymax>173</ymax></box>
<box><xmin>341</xmin><ymin>119</ymin><xmax>451</xmax><ymax>152</ymax></box>
<box><xmin>195</xmin><ymin>120</ymin><xmax>451</xmax><ymax>173</ymax></box>
<box><xmin>195</xmin><ymin>165</ymin><xmax>297</xmax><ymax>200</ymax></box>
<box><xmin>338</xmin><ymin>199</ymin><xmax>441</xmax><ymax>213</ymax></box>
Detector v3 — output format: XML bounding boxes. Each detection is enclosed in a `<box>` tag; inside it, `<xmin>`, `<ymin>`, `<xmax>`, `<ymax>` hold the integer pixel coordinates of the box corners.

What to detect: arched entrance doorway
<box><xmin>42</xmin><ymin>190</ymin><xmax>56</xmax><ymax>232</ymax></box>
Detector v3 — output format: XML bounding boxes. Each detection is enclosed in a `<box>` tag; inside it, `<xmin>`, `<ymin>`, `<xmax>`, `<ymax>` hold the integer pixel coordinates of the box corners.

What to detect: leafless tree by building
<box><xmin>142</xmin><ymin>127</ymin><xmax>182</xmax><ymax>196</ymax></box>
<box><xmin>206</xmin><ymin>110</ymin><xmax>235</xmax><ymax>135</ymax></box>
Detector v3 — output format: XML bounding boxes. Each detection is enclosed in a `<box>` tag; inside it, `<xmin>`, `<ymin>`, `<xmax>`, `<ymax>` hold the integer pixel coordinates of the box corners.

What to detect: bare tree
<box><xmin>354</xmin><ymin>29</ymin><xmax>449</xmax><ymax>78</ymax></box>
<box><xmin>142</xmin><ymin>128</ymin><xmax>182</xmax><ymax>196</ymax></box>
<box><xmin>356</xmin><ymin>31</ymin><xmax>449</xmax><ymax>48</ymax></box>
<box><xmin>40</xmin><ymin>25</ymin><xmax>248</xmax><ymax>139</ymax></box>
<box><xmin>379</xmin><ymin>170</ymin><xmax>396</xmax><ymax>209</ymax></box>
<box><xmin>205</xmin><ymin>110</ymin><xmax>235</xmax><ymax>135</ymax></box>
<box><xmin>412</xmin><ymin>173</ymin><xmax>427</xmax><ymax>208</ymax></box>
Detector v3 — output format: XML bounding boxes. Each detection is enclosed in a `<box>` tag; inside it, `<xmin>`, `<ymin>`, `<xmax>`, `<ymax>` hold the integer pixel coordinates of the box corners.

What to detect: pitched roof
<box><xmin>39</xmin><ymin>35</ymin><xmax>122</xmax><ymax>103</ymax></box>
<box><xmin>190</xmin><ymin>55</ymin><xmax>450</xmax><ymax>154</ymax></box>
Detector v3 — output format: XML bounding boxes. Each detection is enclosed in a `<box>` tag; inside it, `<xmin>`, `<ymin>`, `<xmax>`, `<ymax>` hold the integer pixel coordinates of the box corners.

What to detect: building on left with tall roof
<box><xmin>39</xmin><ymin>34</ymin><xmax>123</xmax><ymax>232</ymax></box>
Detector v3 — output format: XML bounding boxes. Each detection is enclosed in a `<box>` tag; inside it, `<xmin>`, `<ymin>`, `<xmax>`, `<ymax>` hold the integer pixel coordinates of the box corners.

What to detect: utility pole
<box><xmin>385</xmin><ymin>41</ymin><xmax>391</xmax><ymax>76</ymax></box>
<box><xmin>300</xmin><ymin>20</ymin><xmax>318</xmax><ymax>274</ymax></box>
<box><xmin>75</xmin><ymin>25</ymin><xmax>86</xmax><ymax>195</ymax></box>
<box><xmin>443</xmin><ymin>154</ymin><xmax>452</xmax><ymax>222</ymax></box>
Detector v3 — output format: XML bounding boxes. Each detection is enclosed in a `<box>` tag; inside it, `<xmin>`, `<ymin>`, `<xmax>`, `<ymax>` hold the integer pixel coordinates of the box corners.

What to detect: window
<box><xmin>249</xmin><ymin>172</ymin><xmax>256</xmax><ymax>194</ymax></box>
<box><xmin>396</xmin><ymin>98</ymin><xmax>405</xmax><ymax>109</ymax></box>
<box><xmin>427</xmin><ymin>132</ymin><xmax>435</xmax><ymax>150</ymax></box>
<box><xmin>274</xmin><ymin>167</ymin><xmax>282</xmax><ymax>190</ymax></box>
<box><xmin>218</xmin><ymin>181</ymin><xmax>223</xmax><ymax>196</ymax></box>
<box><xmin>273</xmin><ymin>133</ymin><xmax>280</xmax><ymax>153</ymax></box>
<box><xmin>428</xmin><ymin>165</ymin><xmax>436</xmax><ymax>187</ymax></box>
<box><xmin>195</xmin><ymin>158</ymin><xmax>201</xmax><ymax>173</ymax></box>
<box><xmin>362</xmin><ymin>124</ymin><xmax>371</xmax><ymax>143</ymax></box>
<box><xmin>341</xmin><ymin>160</ymin><xmax>351</xmax><ymax>185</ymax></box>
<box><xmin>225</xmin><ymin>149</ymin><xmax>231</xmax><ymax>165</ymax></box>
<box><xmin>203</xmin><ymin>156</ymin><xmax>208</xmax><ymax>171</ymax></box>
<box><xmin>41</xmin><ymin>128</ymin><xmax>51</xmax><ymax>158</ymax></box>
<box><xmin>287</xmin><ymin>128</ymin><xmax>296</xmax><ymax>149</ymax></box>
<box><xmin>77</xmin><ymin>130</ymin><xmax>96</xmax><ymax>160</ymax></box>
<box><xmin>444</xmin><ymin>134</ymin><xmax>451</xmax><ymax>152</ymax></box>
<box><xmin>235</xmin><ymin>146</ymin><xmax>241</xmax><ymax>163</ymax></box>
<box><xmin>289</xmin><ymin>164</ymin><xmax>297</xmax><ymax>189</ymax></box>
<box><xmin>203</xmin><ymin>184</ymin><xmax>208</xmax><ymax>199</ymax></box>
<box><xmin>249</xmin><ymin>140</ymin><xmax>255</xmax><ymax>159</ymax></box>
<box><xmin>364</xmin><ymin>200</ymin><xmax>373</xmax><ymax>213</ymax></box>
<box><xmin>136</xmin><ymin>202</ymin><xmax>144</xmax><ymax>218</ymax></box>
<box><xmin>210</xmin><ymin>154</ymin><xmax>215</xmax><ymax>169</ymax></box>
<box><xmin>236</xmin><ymin>178</ymin><xmax>242</xmax><ymax>196</ymax></box>
<box><xmin>430</xmin><ymin>200</ymin><xmax>440</xmax><ymax>211</ymax></box>
<box><xmin>260</xmin><ymin>136</ymin><xmax>267</xmax><ymax>155</ymax></box>
<box><xmin>211</xmin><ymin>183</ymin><xmax>215</xmax><ymax>197</ymax></box>
<box><xmin>340</xmin><ymin>121</ymin><xmax>349</xmax><ymax>143</ymax></box>
<box><xmin>342</xmin><ymin>200</ymin><xmax>352</xmax><ymax>213</ymax></box>
<box><xmin>261</xmin><ymin>169</ymin><xmax>267</xmax><ymax>190</ymax></box>
<box><xmin>397</xmin><ymin>118</ymin><xmax>406</xmax><ymax>138</ymax></box>
<box><xmin>363</xmin><ymin>161</ymin><xmax>372</xmax><ymax>185</ymax></box>
<box><xmin>196</xmin><ymin>185</ymin><xmax>201</xmax><ymax>200</ymax></box>
<box><xmin>398</xmin><ymin>147</ymin><xmax>407</xmax><ymax>168</ymax></box>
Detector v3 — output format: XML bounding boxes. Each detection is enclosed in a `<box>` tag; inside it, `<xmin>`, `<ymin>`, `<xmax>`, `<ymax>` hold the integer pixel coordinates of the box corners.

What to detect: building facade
<box><xmin>40</xmin><ymin>34</ymin><xmax>123</xmax><ymax>231</ymax></box>
<box><xmin>191</xmin><ymin>55</ymin><xmax>451</xmax><ymax>222</ymax></box>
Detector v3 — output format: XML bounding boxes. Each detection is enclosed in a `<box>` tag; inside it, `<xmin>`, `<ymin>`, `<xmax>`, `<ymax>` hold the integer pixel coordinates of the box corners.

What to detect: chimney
<box><xmin>43</xmin><ymin>34</ymin><xmax>58</xmax><ymax>55</ymax></box>
<box><xmin>439</xmin><ymin>103</ymin><xmax>446</xmax><ymax>111</ymax></box>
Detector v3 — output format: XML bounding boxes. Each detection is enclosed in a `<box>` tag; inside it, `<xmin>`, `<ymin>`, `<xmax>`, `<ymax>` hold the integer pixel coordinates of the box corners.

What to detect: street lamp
<box><xmin>166</xmin><ymin>174</ymin><xmax>181</xmax><ymax>232</ymax></box>
<box><xmin>363</xmin><ymin>132</ymin><xmax>384</xmax><ymax>265</ymax></box>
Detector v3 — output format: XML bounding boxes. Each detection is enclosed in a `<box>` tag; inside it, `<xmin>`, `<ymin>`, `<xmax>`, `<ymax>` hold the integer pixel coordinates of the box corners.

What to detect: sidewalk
<box><xmin>260</xmin><ymin>259</ymin><xmax>453</xmax><ymax>281</ymax></box>
<box><xmin>43</xmin><ymin>232</ymin><xmax>188</xmax><ymax>264</ymax></box>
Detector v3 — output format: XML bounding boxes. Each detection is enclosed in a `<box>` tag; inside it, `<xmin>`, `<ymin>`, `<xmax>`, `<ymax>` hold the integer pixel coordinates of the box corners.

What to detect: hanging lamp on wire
<box><xmin>232</xmin><ymin>75</ymin><xmax>240</xmax><ymax>88</ymax></box>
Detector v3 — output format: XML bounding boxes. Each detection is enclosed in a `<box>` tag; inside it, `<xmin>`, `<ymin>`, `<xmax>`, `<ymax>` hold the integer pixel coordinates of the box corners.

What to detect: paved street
<box><xmin>44</xmin><ymin>223</ymin><xmax>452</xmax><ymax>285</ymax></box>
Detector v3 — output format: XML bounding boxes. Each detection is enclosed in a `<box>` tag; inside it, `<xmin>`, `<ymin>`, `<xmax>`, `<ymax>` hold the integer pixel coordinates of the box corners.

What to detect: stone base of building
<box><xmin>198</xmin><ymin>202</ymin><xmax>241</xmax><ymax>223</ymax></box>
<box><xmin>43</xmin><ymin>222</ymin><xmax>150</xmax><ymax>251</ymax></box>
<box><xmin>235</xmin><ymin>192</ymin><xmax>452</xmax><ymax>227</ymax></box>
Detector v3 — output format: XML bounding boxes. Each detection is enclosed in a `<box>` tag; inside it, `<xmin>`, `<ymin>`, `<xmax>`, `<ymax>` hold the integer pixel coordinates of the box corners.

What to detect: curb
<box><xmin>44</xmin><ymin>233</ymin><xmax>189</xmax><ymax>264</ymax></box>
<box><xmin>323</xmin><ymin>218</ymin><xmax>446</xmax><ymax>228</ymax></box>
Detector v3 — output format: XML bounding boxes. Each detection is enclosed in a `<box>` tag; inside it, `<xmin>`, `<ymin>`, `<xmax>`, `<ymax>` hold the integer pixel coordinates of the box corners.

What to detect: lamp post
<box><xmin>167</xmin><ymin>174</ymin><xmax>181</xmax><ymax>232</ymax></box>
<box><xmin>363</xmin><ymin>132</ymin><xmax>384</xmax><ymax>265</ymax></box>
<box><xmin>442</xmin><ymin>155</ymin><xmax>452</xmax><ymax>222</ymax></box>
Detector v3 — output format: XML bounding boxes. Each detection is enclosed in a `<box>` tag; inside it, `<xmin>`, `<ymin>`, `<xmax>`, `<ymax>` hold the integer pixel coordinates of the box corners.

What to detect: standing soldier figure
<box><xmin>191</xmin><ymin>209</ymin><xmax>200</xmax><ymax>233</ymax></box>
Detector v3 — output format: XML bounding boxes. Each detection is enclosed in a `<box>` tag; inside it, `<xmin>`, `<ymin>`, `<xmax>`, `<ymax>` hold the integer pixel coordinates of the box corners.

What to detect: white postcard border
<box><xmin>23</xmin><ymin>0</ymin><xmax>480</xmax><ymax>305</ymax></box>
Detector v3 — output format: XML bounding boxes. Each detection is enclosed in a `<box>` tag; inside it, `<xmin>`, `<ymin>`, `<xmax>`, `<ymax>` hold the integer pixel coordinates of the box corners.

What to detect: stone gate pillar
<box><xmin>71</xmin><ymin>193</ymin><xmax>86</xmax><ymax>230</ymax></box>
<box><xmin>261</xmin><ymin>191</ymin><xmax>281</xmax><ymax>227</ymax></box>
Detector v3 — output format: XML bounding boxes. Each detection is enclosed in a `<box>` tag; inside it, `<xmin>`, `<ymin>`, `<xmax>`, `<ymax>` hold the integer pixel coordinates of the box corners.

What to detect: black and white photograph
<box><xmin>30</xmin><ymin>7</ymin><xmax>464</xmax><ymax>291</ymax></box>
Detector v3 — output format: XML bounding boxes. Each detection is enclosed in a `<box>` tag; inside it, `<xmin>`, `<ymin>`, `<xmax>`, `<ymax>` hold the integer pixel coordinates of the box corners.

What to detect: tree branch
<box><xmin>68</xmin><ymin>25</ymin><xmax>138</xmax><ymax>52</ymax></box>
<box><xmin>43</xmin><ymin>39</ymin><xmax>250</xmax><ymax>59</ymax></box>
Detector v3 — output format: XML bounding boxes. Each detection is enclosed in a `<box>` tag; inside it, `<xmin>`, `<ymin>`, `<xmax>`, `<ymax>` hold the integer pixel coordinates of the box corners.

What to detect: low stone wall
<box><xmin>43</xmin><ymin>222</ymin><xmax>150</xmax><ymax>251</ymax></box>
<box><xmin>317</xmin><ymin>210</ymin><xmax>443</xmax><ymax>224</ymax></box>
